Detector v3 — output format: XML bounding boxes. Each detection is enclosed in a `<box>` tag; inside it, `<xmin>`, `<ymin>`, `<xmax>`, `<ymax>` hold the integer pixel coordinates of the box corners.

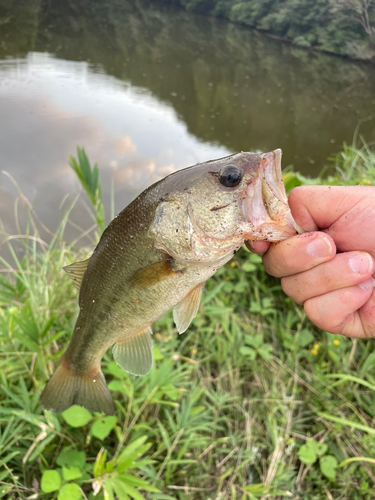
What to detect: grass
<box><xmin>1</xmin><ymin>137</ymin><xmax>375</xmax><ymax>500</ymax></box>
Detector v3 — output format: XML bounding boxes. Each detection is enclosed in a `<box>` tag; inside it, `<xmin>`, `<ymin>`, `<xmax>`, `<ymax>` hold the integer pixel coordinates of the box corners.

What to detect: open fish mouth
<box><xmin>242</xmin><ymin>149</ymin><xmax>304</xmax><ymax>241</ymax></box>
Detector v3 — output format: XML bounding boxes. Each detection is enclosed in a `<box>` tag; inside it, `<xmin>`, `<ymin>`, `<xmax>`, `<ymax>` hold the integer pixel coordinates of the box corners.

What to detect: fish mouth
<box><xmin>241</xmin><ymin>149</ymin><xmax>304</xmax><ymax>241</ymax></box>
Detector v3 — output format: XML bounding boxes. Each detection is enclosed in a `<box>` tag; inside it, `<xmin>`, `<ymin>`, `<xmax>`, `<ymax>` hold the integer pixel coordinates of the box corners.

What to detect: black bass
<box><xmin>40</xmin><ymin>150</ymin><xmax>302</xmax><ymax>415</ymax></box>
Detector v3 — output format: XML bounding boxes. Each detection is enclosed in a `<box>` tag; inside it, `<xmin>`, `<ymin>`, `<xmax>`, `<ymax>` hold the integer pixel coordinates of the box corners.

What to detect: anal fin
<box><xmin>113</xmin><ymin>327</ymin><xmax>153</xmax><ymax>376</ymax></box>
<box><xmin>173</xmin><ymin>282</ymin><xmax>204</xmax><ymax>334</ymax></box>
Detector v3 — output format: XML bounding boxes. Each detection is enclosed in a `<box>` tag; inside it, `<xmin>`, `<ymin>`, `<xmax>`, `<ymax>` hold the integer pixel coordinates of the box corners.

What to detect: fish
<box><xmin>40</xmin><ymin>149</ymin><xmax>302</xmax><ymax>415</ymax></box>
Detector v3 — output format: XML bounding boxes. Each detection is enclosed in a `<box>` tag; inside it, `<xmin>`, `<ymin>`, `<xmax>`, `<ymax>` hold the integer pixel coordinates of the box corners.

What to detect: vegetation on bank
<box><xmin>1</xmin><ymin>138</ymin><xmax>375</xmax><ymax>499</ymax></box>
<box><xmin>164</xmin><ymin>0</ymin><xmax>375</xmax><ymax>60</ymax></box>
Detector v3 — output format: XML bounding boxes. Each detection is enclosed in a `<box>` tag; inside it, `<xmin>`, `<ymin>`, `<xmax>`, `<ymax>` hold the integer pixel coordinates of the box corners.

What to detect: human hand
<box><xmin>247</xmin><ymin>186</ymin><xmax>375</xmax><ymax>338</ymax></box>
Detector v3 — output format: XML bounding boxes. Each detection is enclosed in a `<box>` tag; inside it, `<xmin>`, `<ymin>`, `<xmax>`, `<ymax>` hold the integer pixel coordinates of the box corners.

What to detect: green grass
<box><xmin>1</xmin><ymin>137</ymin><xmax>375</xmax><ymax>500</ymax></box>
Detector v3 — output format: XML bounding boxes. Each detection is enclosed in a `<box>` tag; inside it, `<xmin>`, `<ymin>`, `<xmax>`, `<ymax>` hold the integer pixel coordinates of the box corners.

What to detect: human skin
<box><xmin>247</xmin><ymin>186</ymin><xmax>375</xmax><ymax>338</ymax></box>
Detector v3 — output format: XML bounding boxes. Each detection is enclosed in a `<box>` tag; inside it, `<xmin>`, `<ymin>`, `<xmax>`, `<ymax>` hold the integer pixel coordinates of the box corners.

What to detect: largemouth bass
<box><xmin>40</xmin><ymin>150</ymin><xmax>302</xmax><ymax>415</ymax></box>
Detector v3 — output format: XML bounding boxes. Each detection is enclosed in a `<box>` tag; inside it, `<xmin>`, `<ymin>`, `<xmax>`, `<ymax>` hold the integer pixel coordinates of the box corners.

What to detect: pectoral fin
<box><xmin>63</xmin><ymin>256</ymin><xmax>92</xmax><ymax>290</ymax></box>
<box><xmin>113</xmin><ymin>327</ymin><xmax>153</xmax><ymax>376</ymax></box>
<box><xmin>173</xmin><ymin>282</ymin><xmax>204</xmax><ymax>334</ymax></box>
<box><xmin>129</xmin><ymin>259</ymin><xmax>179</xmax><ymax>290</ymax></box>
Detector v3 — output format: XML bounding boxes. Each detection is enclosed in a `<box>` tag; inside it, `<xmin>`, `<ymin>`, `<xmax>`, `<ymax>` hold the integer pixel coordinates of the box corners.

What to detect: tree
<box><xmin>330</xmin><ymin>0</ymin><xmax>375</xmax><ymax>39</ymax></box>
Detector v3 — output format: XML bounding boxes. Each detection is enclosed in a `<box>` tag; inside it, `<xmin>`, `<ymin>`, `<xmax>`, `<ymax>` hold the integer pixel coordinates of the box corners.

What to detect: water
<box><xmin>1</xmin><ymin>0</ymin><xmax>375</xmax><ymax>246</ymax></box>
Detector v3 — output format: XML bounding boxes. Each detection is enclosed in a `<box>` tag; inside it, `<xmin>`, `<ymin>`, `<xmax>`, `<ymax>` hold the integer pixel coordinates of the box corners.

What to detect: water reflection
<box><xmin>0</xmin><ymin>0</ymin><xmax>375</xmax><ymax>245</ymax></box>
<box><xmin>0</xmin><ymin>53</ymin><xmax>230</xmax><ymax>240</ymax></box>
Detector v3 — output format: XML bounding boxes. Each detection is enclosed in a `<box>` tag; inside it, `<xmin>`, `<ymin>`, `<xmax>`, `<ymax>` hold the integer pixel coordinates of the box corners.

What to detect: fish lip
<box><xmin>240</xmin><ymin>149</ymin><xmax>303</xmax><ymax>241</ymax></box>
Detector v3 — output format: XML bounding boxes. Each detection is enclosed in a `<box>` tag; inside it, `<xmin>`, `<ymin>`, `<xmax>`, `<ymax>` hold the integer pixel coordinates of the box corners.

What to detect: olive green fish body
<box><xmin>40</xmin><ymin>151</ymin><xmax>302</xmax><ymax>414</ymax></box>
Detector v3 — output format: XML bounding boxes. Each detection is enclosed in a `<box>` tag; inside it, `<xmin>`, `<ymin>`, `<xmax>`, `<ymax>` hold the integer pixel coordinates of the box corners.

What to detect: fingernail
<box><xmin>349</xmin><ymin>253</ymin><xmax>373</xmax><ymax>274</ymax></box>
<box><xmin>306</xmin><ymin>235</ymin><xmax>332</xmax><ymax>258</ymax></box>
<box><xmin>359</xmin><ymin>278</ymin><xmax>375</xmax><ymax>291</ymax></box>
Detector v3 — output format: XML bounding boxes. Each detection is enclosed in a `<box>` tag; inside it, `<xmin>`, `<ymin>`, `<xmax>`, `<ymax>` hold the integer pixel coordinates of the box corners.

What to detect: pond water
<box><xmin>1</xmin><ymin>0</ymin><xmax>375</xmax><ymax>247</ymax></box>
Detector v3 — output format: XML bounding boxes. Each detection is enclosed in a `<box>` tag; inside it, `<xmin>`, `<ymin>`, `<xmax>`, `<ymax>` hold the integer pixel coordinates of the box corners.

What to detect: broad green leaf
<box><xmin>239</xmin><ymin>346</ymin><xmax>256</xmax><ymax>360</ymax></box>
<box><xmin>258</xmin><ymin>344</ymin><xmax>273</xmax><ymax>360</ymax></box>
<box><xmin>56</xmin><ymin>449</ymin><xmax>86</xmax><ymax>469</ymax></box>
<box><xmin>242</xmin><ymin>262</ymin><xmax>256</xmax><ymax>272</ymax></box>
<box><xmin>108</xmin><ymin>380</ymin><xmax>127</xmax><ymax>393</ymax></box>
<box><xmin>320</xmin><ymin>455</ymin><xmax>338</xmax><ymax>480</ymax></box>
<box><xmin>315</xmin><ymin>443</ymin><xmax>328</xmax><ymax>457</ymax></box>
<box><xmin>62</xmin><ymin>405</ymin><xmax>92</xmax><ymax>427</ymax></box>
<box><xmin>106</xmin><ymin>460</ymin><xmax>115</xmax><ymax>473</ymax></box>
<box><xmin>0</xmin><ymin>484</ymin><xmax>12</xmax><ymax>499</ymax></box>
<box><xmin>41</xmin><ymin>470</ymin><xmax>61</xmax><ymax>493</ymax></box>
<box><xmin>296</xmin><ymin>329</ymin><xmax>315</xmax><ymax>348</ymax></box>
<box><xmin>107</xmin><ymin>361</ymin><xmax>129</xmax><ymax>379</ymax></box>
<box><xmin>245</xmin><ymin>334</ymin><xmax>263</xmax><ymax>349</ymax></box>
<box><xmin>91</xmin><ymin>416</ymin><xmax>117</xmax><ymax>440</ymax></box>
<box><xmin>249</xmin><ymin>253</ymin><xmax>262</xmax><ymax>263</ymax></box>
<box><xmin>58</xmin><ymin>483</ymin><xmax>82</xmax><ymax>500</ymax></box>
<box><xmin>62</xmin><ymin>466</ymin><xmax>83</xmax><ymax>481</ymax></box>
<box><xmin>283</xmin><ymin>171</ymin><xmax>302</xmax><ymax>192</ymax></box>
<box><xmin>249</xmin><ymin>303</ymin><xmax>262</xmax><ymax>313</ymax></box>
<box><xmin>153</xmin><ymin>346</ymin><xmax>164</xmax><ymax>360</ymax></box>
<box><xmin>298</xmin><ymin>443</ymin><xmax>317</xmax><ymax>464</ymax></box>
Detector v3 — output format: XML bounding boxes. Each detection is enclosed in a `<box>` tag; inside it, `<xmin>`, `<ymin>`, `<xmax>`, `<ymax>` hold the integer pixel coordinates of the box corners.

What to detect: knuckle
<box><xmin>263</xmin><ymin>242</ymin><xmax>293</xmax><ymax>277</ymax></box>
<box><xmin>280</xmin><ymin>277</ymin><xmax>292</xmax><ymax>297</ymax></box>
<box><xmin>304</xmin><ymin>296</ymin><xmax>346</xmax><ymax>334</ymax></box>
<box><xmin>304</xmin><ymin>297</ymin><xmax>324</xmax><ymax>327</ymax></box>
<box><xmin>262</xmin><ymin>251</ymin><xmax>282</xmax><ymax>277</ymax></box>
<box><xmin>281</xmin><ymin>277</ymin><xmax>304</xmax><ymax>305</ymax></box>
<box><xmin>340</xmin><ymin>314</ymin><xmax>359</xmax><ymax>337</ymax></box>
<box><xmin>288</xmin><ymin>186</ymin><xmax>309</xmax><ymax>210</ymax></box>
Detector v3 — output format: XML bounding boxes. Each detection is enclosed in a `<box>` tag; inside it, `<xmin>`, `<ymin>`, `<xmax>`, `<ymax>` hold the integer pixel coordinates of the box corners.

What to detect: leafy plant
<box><xmin>69</xmin><ymin>146</ymin><xmax>105</xmax><ymax>234</ymax></box>
<box><xmin>240</xmin><ymin>333</ymin><xmax>273</xmax><ymax>360</ymax></box>
<box><xmin>298</xmin><ymin>440</ymin><xmax>338</xmax><ymax>480</ymax></box>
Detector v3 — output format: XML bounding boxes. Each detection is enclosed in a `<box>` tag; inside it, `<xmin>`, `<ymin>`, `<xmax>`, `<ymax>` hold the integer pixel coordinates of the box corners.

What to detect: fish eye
<box><xmin>219</xmin><ymin>165</ymin><xmax>242</xmax><ymax>188</ymax></box>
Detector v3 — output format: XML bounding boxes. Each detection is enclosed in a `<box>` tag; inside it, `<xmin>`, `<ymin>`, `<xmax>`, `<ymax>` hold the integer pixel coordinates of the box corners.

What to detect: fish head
<box><xmin>149</xmin><ymin>150</ymin><xmax>303</xmax><ymax>263</ymax></box>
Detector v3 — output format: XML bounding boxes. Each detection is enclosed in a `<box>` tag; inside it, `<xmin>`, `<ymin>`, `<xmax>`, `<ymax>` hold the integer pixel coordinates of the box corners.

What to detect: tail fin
<box><xmin>40</xmin><ymin>354</ymin><xmax>114</xmax><ymax>415</ymax></box>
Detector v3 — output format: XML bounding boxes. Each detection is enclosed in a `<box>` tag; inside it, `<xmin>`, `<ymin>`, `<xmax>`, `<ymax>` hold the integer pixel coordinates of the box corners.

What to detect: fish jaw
<box><xmin>240</xmin><ymin>149</ymin><xmax>303</xmax><ymax>241</ymax></box>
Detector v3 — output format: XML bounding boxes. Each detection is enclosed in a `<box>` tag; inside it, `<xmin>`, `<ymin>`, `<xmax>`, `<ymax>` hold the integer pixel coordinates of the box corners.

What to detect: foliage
<box><xmin>1</xmin><ymin>141</ymin><xmax>375</xmax><ymax>499</ymax></box>
<box><xmin>163</xmin><ymin>0</ymin><xmax>375</xmax><ymax>59</ymax></box>
<box><xmin>69</xmin><ymin>146</ymin><xmax>106</xmax><ymax>235</ymax></box>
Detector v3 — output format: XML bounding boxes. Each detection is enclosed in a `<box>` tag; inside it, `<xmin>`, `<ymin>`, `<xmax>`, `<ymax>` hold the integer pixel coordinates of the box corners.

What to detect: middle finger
<box><xmin>281</xmin><ymin>251</ymin><xmax>375</xmax><ymax>305</ymax></box>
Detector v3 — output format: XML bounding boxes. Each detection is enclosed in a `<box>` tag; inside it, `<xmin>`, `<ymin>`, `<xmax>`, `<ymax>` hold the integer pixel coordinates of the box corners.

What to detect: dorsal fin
<box><xmin>63</xmin><ymin>256</ymin><xmax>92</xmax><ymax>290</ymax></box>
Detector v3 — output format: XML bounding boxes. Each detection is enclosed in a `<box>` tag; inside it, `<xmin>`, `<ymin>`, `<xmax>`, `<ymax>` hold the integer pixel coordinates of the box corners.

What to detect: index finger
<box><xmin>288</xmin><ymin>186</ymin><xmax>375</xmax><ymax>254</ymax></box>
<box><xmin>262</xmin><ymin>231</ymin><xmax>336</xmax><ymax>278</ymax></box>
